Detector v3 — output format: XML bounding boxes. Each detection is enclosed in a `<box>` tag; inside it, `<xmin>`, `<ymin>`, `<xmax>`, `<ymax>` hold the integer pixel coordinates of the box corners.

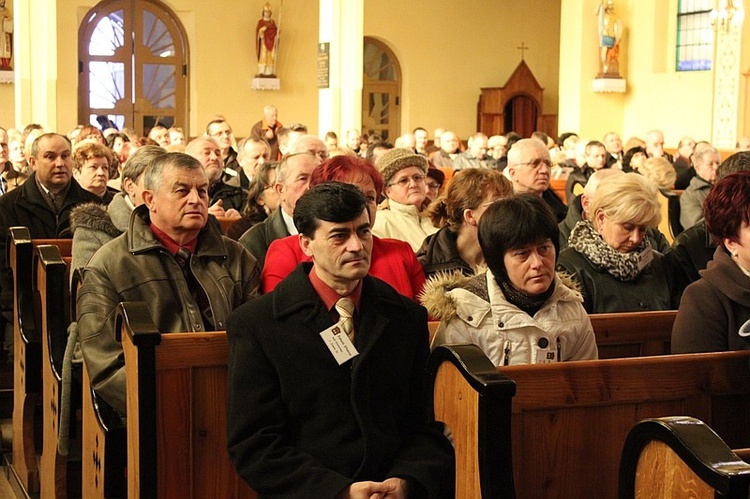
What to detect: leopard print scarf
<box><xmin>568</xmin><ymin>220</ymin><xmax>651</xmax><ymax>281</ymax></box>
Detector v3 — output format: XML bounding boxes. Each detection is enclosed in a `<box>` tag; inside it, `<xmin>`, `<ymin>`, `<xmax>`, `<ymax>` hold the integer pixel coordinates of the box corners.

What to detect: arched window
<box><xmin>78</xmin><ymin>0</ymin><xmax>189</xmax><ymax>135</ymax></box>
<box><xmin>362</xmin><ymin>37</ymin><xmax>401</xmax><ymax>142</ymax></box>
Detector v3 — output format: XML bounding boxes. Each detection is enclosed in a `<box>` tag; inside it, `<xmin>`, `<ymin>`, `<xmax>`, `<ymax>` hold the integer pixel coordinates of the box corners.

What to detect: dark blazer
<box><xmin>0</xmin><ymin>174</ymin><xmax>101</xmax><ymax>321</ymax></box>
<box><xmin>226</xmin><ymin>263</ymin><xmax>454</xmax><ymax>499</ymax></box>
<box><xmin>238</xmin><ymin>206</ymin><xmax>289</xmax><ymax>269</ymax></box>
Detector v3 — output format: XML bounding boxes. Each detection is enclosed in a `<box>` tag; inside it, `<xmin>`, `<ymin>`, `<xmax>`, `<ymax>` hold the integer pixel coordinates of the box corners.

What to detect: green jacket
<box><xmin>77</xmin><ymin>204</ymin><xmax>260</xmax><ymax>414</ymax></box>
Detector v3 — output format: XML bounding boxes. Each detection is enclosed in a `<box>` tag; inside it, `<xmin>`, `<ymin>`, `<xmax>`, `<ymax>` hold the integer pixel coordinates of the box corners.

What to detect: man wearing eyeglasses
<box><xmin>206</xmin><ymin>117</ymin><xmax>240</xmax><ymax>175</ymax></box>
<box><xmin>240</xmin><ymin>151</ymin><xmax>322</xmax><ymax>269</ymax></box>
<box><xmin>507</xmin><ymin>138</ymin><xmax>567</xmax><ymax>222</ymax></box>
<box><xmin>288</xmin><ymin>134</ymin><xmax>329</xmax><ymax>162</ymax></box>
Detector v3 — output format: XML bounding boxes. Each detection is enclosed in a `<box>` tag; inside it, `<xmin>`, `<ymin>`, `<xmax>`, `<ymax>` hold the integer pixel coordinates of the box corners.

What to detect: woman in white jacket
<box><xmin>422</xmin><ymin>194</ymin><xmax>598</xmax><ymax>366</ymax></box>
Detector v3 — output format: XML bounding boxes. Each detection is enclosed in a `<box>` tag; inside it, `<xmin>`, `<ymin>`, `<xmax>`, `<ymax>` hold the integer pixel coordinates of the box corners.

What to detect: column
<box><xmin>318</xmin><ymin>0</ymin><xmax>363</xmax><ymax>138</ymax></box>
<box><xmin>13</xmin><ymin>0</ymin><xmax>57</xmax><ymax>129</ymax></box>
<box><xmin>711</xmin><ymin>8</ymin><xmax>744</xmax><ymax>149</ymax></box>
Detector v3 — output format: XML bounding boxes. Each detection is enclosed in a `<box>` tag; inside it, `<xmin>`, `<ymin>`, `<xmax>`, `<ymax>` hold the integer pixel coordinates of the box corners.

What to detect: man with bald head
<box><xmin>186</xmin><ymin>137</ymin><xmax>245</xmax><ymax>215</ymax></box>
<box><xmin>287</xmin><ymin>133</ymin><xmax>329</xmax><ymax>162</ymax></box>
<box><xmin>251</xmin><ymin>105</ymin><xmax>282</xmax><ymax>159</ymax></box>
<box><xmin>239</xmin><ymin>151</ymin><xmax>322</xmax><ymax>268</ymax></box>
<box><xmin>428</xmin><ymin>130</ymin><xmax>460</xmax><ymax>169</ymax></box>
<box><xmin>645</xmin><ymin>129</ymin><xmax>674</xmax><ymax>163</ymax></box>
<box><xmin>506</xmin><ymin>138</ymin><xmax>567</xmax><ymax>221</ymax></box>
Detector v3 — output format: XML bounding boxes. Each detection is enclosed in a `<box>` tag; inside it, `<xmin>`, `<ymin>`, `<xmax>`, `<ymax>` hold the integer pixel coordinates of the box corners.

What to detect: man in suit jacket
<box><xmin>239</xmin><ymin>150</ymin><xmax>320</xmax><ymax>269</ymax></box>
<box><xmin>227</xmin><ymin>182</ymin><xmax>453</xmax><ymax>498</ymax></box>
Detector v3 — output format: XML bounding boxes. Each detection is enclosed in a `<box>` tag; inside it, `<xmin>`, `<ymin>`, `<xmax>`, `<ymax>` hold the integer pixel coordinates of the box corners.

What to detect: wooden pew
<box><xmin>550</xmin><ymin>177</ymin><xmax>567</xmax><ymax>205</ymax></box>
<box><xmin>619</xmin><ymin>416</ymin><xmax>750</xmax><ymax>499</ymax></box>
<box><xmin>429</xmin><ymin>310</ymin><xmax>676</xmax><ymax>361</ymax></box>
<box><xmin>590</xmin><ymin>310</ymin><xmax>675</xmax><ymax>359</ymax></box>
<box><xmin>8</xmin><ymin>226</ymin><xmax>72</xmax><ymax>495</ymax></box>
<box><xmin>117</xmin><ymin>301</ymin><xmax>256</xmax><ymax>498</ymax></box>
<box><xmin>37</xmin><ymin>244</ymin><xmax>79</xmax><ymax>498</ymax></box>
<box><xmin>429</xmin><ymin>345</ymin><xmax>750</xmax><ymax>499</ymax></box>
<box><xmin>75</xmin><ymin>268</ymin><xmax>126</xmax><ymax>499</ymax></box>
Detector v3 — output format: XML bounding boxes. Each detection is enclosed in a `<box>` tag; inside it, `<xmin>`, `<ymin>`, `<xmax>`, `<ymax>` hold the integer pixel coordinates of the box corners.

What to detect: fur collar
<box><xmin>70</xmin><ymin>202</ymin><xmax>121</xmax><ymax>238</ymax></box>
<box><xmin>420</xmin><ymin>270</ymin><xmax>580</xmax><ymax>321</ymax></box>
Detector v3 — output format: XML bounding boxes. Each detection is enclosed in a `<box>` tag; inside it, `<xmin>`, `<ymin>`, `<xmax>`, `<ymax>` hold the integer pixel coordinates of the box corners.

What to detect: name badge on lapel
<box><xmin>533</xmin><ymin>337</ymin><xmax>560</xmax><ymax>364</ymax></box>
<box><xmin>636</xmin><ymin>247</ymin><xmax>654</xmax><ymax>271</ymax></box>
<box><xmin>320</xmin><ymin>324</ymin><xmax>359</xmax><ymax>365</ymax></box>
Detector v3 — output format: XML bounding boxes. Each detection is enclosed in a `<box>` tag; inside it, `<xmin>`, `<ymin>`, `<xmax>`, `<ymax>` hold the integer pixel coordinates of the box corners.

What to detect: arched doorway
<box><xmin>504</xmin><ymin>94</ymin><xmax>538</xmax><ymax>138</ymax></box>
<box><xmin>362</xmin><ymin>37</ymin><xmax>401</xmax><ymax>142</ymax></box>
<box><xmin>78</xmin><ymin>0</ymin><xmax>189</xmax><ymax>135</ymax></box>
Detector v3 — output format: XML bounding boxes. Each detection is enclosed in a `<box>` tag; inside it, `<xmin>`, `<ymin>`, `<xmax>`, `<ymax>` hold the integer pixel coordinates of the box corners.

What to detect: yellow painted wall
<box><xmin>364</xmin><ymin>0</ymin><xmax>562</xmax><ymax>140</ymax></box>
<box><xmin>621</xmin><ymin>0</ymin><xmax>713</xmax><ymax>147</ymax></box>
<box><xmin>53</xmin><ymin>0</ymin><xmax>320</xmax><ymax>138</ymax></box>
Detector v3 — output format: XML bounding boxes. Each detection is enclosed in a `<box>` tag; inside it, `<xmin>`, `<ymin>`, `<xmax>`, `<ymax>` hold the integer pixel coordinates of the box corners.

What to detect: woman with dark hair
<box><xmin>417</xmin><ymin>168</ymin><xmax>512</xmax><ymax>279</ymax></box>
<box><xmin>672</xmin><ymin>171</ymin><xmax>750</xmax><ymax>353</ymax></box>
<box><xmin>260</xmin><ymin>155</ymin><xmax>425</xmax><ymax>299</ymax></box>
<box><xmin>621</xmin><ymin>145</ymin><xmax>647</xmax><ymax>173</ymax></box>
<box><xmin>422</xmin><ymin>194</ymin><xmax>597</xmax><ymax>366</ymax></box>
<box><xmin>226</xmin><ymin>161</ymin><xmax>280</xmax><ymax>240</ymax></box>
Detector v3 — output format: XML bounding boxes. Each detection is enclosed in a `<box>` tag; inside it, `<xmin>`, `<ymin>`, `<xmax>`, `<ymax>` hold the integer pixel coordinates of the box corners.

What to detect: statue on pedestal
<box><xmin>0</xmin><ymin>0</ymin><xmax>12</xmax><ymax>71</ymax></box>
<box><xmin>597</xmin><ymin>0</ymin><xmax>622</xmax><ymax>78</ymax></box>
<box><xmin>256</xmin><ymin>3</ymin><xmax>278</xmax><ymax>77</ymax></box>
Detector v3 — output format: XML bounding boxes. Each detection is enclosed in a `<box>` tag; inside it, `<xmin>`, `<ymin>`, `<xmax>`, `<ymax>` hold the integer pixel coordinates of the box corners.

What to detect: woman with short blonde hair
<box><xmin>639</xmin><ymin>156</ymin><xmax>677</xmax><ymax>191</ymax></box>
<box><xmin>557</xmin><ymin>173</ymin><xmax>676</xmax><ymax>312</ymax></box>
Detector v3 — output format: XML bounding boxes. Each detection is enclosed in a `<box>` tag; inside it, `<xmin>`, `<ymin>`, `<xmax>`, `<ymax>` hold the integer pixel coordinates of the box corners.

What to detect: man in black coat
<box><xmin>227</xmin><ymin>183</ymin><xmax>453</xmax><ymax>498</ymax></box>
<box><xmin>0</xmin><ymin>133</ymin><xmax>101</xmax><ymax>331</ymax></box>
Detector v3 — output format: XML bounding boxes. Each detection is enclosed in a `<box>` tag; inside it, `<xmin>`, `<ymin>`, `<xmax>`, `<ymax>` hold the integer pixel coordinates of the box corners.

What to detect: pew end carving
<box><xmin>116</xmin><ymin>301</ymin><xmax>256</xmax><ymax>498</ymax></box>
<box><xmin>619</xmin><ymin>416</ymin><xmax>750</xmax><ymax>499</ymax></box>
<box><xmin>428</xmin><ymin>344</ymin><xmax>516</xmax><ymax>499</ymax></box>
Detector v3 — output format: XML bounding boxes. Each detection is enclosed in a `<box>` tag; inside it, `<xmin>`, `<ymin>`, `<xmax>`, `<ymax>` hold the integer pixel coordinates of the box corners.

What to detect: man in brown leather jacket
<box><xmin>77</xmin><ymin>152</ymin><xmax>260</xmax><ymax>415</ymax></box>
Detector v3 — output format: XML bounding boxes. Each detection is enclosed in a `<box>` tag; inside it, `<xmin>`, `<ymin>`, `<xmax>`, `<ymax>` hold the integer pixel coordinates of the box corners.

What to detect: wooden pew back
<box><xmin>429</xmin><ymin>310</ymin><xmax>676</xmax><ymax>360</ymax></box>
<box><xmin>75</xmin><ymin>267</ymin><xmax>127</xmax><ymax>499</ymax></box>
<box><xmin>117</xmin><ymin>302</ymin><xmax>256</xmax><ymax>498</ymax></box>
<box><xmin>430</xmin><ymin>346</ymin><xmax>750</xmax><ymax>499</ymax></box>
<box><xmin>590</xmin><ymin>310</ymin><xmax>675</xmax><ymax>358</ymax></box>
<box><xmin>37</xmin><ymin>245</ymin><xmax>74</xmax><ymax>498</ymax></box>
<box><xmin>8</xmin><ymin>226</ymin><xmax>73</xmax><ymax>495</ymax></box>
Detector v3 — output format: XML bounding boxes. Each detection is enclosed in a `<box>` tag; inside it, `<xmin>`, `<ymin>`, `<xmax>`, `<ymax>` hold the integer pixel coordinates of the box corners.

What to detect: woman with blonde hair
<box><xmin>557</xmin><ymin>172</ymin><xmax>677</xmax><ymax>312</ymax></box>
<box><xmin>417</xmin><ymin>168</ymin><xmax>513</xmax><ymax>279</ymax></box>
<box><xmin>639</xmin><ymin>156</ymin><xmax>676</xmax><ymax>191</ymax></box>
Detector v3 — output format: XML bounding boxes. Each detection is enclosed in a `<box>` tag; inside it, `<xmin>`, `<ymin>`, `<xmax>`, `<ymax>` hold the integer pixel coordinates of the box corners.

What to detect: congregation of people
<box><xmin>4</xmin><ymin>107</ymin><xmax>750</xmax><ymax>497</ymax></box>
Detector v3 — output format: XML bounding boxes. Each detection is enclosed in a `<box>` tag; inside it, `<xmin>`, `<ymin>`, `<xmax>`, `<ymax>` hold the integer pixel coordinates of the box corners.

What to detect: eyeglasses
<box><xmin>516</xmin><ymin>158</ymin><xmax>553</xmax><ymax>170</ymax></box>
<box><xmin>308</xmin><ymin>149</ymin><xmax>329</xmax><ymax>160</ymax></box>
<box><xmin>425</xmin><ymin>180</ymin><xmax>442</xmax><ymax>190</ymax></box>
<box><xmin>388</xmin><ymin>174</ymin><xmax>426</xmax><ymax>188</ymax></box>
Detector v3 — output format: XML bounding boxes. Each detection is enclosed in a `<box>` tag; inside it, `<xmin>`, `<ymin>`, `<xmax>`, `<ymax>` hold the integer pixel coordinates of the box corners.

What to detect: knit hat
<box><xmin>376</xmin><ymin>148</ymin><xmax>429</xmax><ymax>186</ymax></box>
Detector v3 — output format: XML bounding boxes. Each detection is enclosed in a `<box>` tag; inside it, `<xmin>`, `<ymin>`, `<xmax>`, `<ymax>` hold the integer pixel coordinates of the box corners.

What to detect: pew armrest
<box><xmin>428</xmin><ymin>344</ymin><xmax>517</xmax><ymax>499</ymax></box>
<box><xmin>619</xmin><ymin>416</ymin><xmax>750</xmax><ymax>499</ymax></box>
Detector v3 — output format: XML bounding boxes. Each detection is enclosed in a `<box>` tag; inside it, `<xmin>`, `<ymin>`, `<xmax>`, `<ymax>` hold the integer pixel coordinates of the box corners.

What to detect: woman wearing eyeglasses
<box><xmin>556</xmin><ymin>173</ymin><xmax>677</xmax><ymax>313</ymax></box>
<box><xmin>372</xmin><ymin>148</ymin><xmax>438</xmax><ymax>252</ymax></box>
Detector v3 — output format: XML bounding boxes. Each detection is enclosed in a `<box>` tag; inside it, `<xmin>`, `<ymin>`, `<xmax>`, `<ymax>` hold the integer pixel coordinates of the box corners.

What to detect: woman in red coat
<box><xmin>262</xmin><ymin>155</ymin><xmax>425</xmax><ymax>298</ymax></box>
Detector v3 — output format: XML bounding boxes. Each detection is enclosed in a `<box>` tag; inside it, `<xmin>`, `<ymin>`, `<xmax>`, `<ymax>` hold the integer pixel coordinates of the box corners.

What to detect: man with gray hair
<box><xmin>77</xmin><ymin>152</ymin><xmax>259</xmax><ymax>415</ymax></box>
<box><xmin>239</xmin><ymin>151</ymin><xmax>322</xmax><ymax>268</ymax></box>
<box><xmin>506</xmin><ymin>138</ymin><xmax>567</xmax><ymax>221</ymax></box>
<box><xmin>452</xmin><ymin>132</ymin><xmax>490</xmax><ymax>170</ymax></box>
<box><xmin>428</xmin><ymin>130</ymin><xmax>460</xmax><ymax>169</ymax></box>
<box><xmin>680</xmin><ymin>142</ymin><xmax>720</xmax><ymax>229</ymax></box>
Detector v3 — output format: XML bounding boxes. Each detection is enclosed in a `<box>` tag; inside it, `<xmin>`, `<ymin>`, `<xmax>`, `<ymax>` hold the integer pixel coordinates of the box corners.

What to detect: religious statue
<box><xmin>256</xmin><ymin>3</ymin><xmax>279</xmax><ymax>77</ymax></box>
<box><xmin>597</xmin><ymin>0</ymin><xmax>622</xmax><ymax>78</ymax></box>
<box><xmin>0</xmin><ymin>0</ymin><xmax>12</xmax><ymax>71</ymax></box>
